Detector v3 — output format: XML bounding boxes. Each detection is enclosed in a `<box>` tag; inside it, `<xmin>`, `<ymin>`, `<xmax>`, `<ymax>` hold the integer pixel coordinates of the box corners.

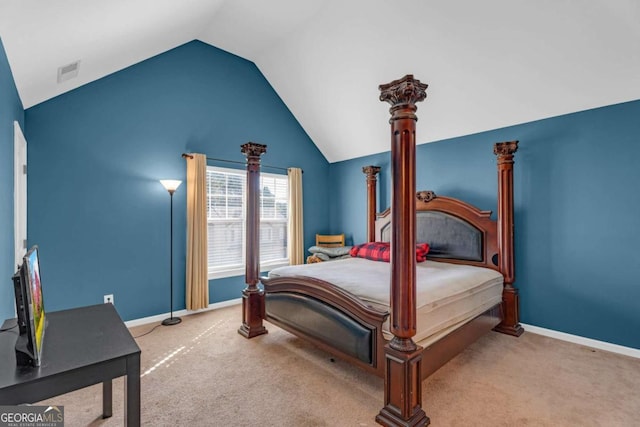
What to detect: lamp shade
<box><xmin>160</xmin><ymin>180</ymin><xmax>182</xmax><ymax>193</ymax></box>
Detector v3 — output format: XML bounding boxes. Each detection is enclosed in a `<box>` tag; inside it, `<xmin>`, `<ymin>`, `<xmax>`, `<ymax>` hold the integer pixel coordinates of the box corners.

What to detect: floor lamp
<box><xmin>160</xmin><ymin>179</ymin><xmax>182</xmax><ymax>326</ymax></box>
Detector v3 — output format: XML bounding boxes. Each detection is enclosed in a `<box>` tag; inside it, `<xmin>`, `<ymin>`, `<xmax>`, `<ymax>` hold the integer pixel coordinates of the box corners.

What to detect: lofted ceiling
<box><xmin>1</xmin><ymin>0</ymin><xmax>639</xmax><ymax>162</ymax></box>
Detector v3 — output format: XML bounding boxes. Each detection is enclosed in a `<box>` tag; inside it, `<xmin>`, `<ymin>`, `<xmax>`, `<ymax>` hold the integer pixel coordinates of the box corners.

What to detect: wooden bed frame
<box><xmin>238</xmin><ymin>75</ymin><xmax>522</xmax><ymax>426</ymax></box>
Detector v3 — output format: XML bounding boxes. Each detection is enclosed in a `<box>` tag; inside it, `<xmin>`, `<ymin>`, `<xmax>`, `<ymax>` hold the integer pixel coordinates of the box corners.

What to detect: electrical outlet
<box><xmin>104</xmin><ymin>294</ymin><xmax>114</xmax><ymax>305</ymax></box>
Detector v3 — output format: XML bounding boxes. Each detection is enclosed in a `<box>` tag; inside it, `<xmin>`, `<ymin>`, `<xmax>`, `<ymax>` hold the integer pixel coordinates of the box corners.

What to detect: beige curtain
<box><xmin>287</xmin><ymin>168</ymin><xmax>304</xmax><ymax>265</ymax></box>
<box><xmin>185</xmin><ymin>153</ymin><xmax>209</xmax><ymax>310</ymax></box>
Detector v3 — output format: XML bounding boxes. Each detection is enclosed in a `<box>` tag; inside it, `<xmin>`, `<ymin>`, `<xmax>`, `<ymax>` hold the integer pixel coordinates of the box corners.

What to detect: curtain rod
<box><xmin>181</xmin><ymin>153</ymin><xmax>302</xmax><ymax>173</ymax></box>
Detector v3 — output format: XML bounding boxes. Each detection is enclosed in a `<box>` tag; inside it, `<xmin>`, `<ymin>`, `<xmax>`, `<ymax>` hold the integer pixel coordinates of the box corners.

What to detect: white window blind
<box><xmin>259</xmin><ymin>174</ymin><xmax>288</xmax><ymax>262</ymax></box>
<box><xmin>207</xmin><ymin>166</ymin><xmax>289</xmax><ymax>278</ymax></box>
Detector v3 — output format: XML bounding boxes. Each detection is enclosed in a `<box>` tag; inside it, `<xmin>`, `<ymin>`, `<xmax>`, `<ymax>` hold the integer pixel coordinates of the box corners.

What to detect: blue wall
<box><xmin>330</xmin><ymin>100</ymin><xmax>640</xmax><ymax>350</ymax></box>
<box><xmin>25</xmin><ymin>41</ymin><xmax>329</xmax><ymax>321</ymax></box>
<box><xmin>13</xmin><ymin>36</ymin><xmax>640</xmax><ymax>349</ymax></box>
<box><xmin>0</xmin><ymin>38</ymin><xmax>24</xmax><ymax>322</ymax></box>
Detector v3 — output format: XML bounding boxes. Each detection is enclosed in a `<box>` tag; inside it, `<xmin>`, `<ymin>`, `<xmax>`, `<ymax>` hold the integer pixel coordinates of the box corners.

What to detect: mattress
<box><xmin>267</xmin><ymin>257</ymin><xmax>503</xmax><ymax>343</ymax></box>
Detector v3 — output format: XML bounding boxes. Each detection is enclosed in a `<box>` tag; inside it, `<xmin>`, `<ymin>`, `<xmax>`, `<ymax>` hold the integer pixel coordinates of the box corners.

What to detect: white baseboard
<box><xmin>124</xmin><ymin>298</ymin><xmax>242</xmax><ymax>328</ymax></box>
<box><xmin>521</xmin><ymin>323</ymin><xmax>640</xmax><ymax>359</ymax></box>
<box><xmin>123</xmin><ymin>306</ymin><xmax>640</xmax><ymax>359</ymax></box>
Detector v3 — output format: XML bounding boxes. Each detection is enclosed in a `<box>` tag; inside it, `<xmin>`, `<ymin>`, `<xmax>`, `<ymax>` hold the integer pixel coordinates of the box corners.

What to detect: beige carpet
<box><xmin>38</xmin><ymin>305</ymin><xmax>640</xmax><ymax>426</ymax></box>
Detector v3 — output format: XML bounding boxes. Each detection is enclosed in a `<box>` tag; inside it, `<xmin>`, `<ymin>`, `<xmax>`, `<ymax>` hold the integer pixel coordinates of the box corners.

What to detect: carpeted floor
<box><xmin>38</xmin><ymin>305</ymin><xmax>640</xmax><ymax>426</ymax></box>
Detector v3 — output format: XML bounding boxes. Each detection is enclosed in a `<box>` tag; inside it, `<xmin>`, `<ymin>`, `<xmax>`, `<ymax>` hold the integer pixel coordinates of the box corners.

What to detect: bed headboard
<box><xmin>375</xmin><ymin>191</ymin><xmax>499</xmax><ymax>270</ymax></box>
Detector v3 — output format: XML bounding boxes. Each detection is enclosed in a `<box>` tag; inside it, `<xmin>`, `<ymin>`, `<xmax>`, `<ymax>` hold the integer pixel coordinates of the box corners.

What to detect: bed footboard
<box><xmin>262</xmin><ymin>275</ymin><xmax>389</xmax><ymax>376</ymax></box>
<box><xmin>266</xmin><ymin>293</ymin><xmax>373</xmax><ymax>364</ymax></box>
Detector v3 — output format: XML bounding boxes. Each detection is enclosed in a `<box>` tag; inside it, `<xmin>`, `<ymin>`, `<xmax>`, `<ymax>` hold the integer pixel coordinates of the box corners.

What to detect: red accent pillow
<box><xmin>415</xmin><ymin>243</ymin><xmax>429</xmax><ymax>262</ymax></box>
<box><xmin>350</xmin><ymin>242</ymin><xmax>390</xmax><ymax>262</ymax></box>
<box><xmin>350</xmin><ymin>242</ymin><xmax>430</xmax><ymax>262</ymax></box>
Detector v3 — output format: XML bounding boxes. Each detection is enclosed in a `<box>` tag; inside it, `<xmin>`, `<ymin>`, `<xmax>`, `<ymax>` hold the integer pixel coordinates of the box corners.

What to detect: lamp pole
<box><xmin>160</xmin><ymin>180</ymin><xmax>182</xmax><ymax>326</ymax></box>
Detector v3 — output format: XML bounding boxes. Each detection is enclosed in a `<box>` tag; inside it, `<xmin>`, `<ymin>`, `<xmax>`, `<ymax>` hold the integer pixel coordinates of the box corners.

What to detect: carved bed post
<box><xmin>238</xmin><ymin>142</ymin><xmax>268</xmax><ymax>338</ymax></box>
<box><xmin>363</xmin><ymin>165</ymin><xmax>381</xmax><ymax>242</ymax></box>
<box><xmin>493</xmin><ymin>141</ymin><xmax>524</xmax><ymax>337</ymax></box>
<box><xmin>377</xmin><ymin>75</ymin><xmax>430</xmax><ymax>427</ymax></box>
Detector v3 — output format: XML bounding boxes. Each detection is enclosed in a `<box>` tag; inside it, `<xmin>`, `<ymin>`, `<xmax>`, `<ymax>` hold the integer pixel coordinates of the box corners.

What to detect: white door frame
<box><xmin>14</xmin><ymin>121</ymin><xmax>27</xmax><ymax>269</ymax></box>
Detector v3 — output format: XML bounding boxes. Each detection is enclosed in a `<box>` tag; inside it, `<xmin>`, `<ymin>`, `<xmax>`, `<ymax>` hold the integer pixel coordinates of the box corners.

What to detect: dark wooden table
<box><xmin>0</xmin><ymin>303</ymin><xmax>141</xmax><ymax>426</ymax></box>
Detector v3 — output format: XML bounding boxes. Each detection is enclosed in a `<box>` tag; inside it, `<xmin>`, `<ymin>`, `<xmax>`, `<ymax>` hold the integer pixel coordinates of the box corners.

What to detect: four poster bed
<box><xmin>238</xmin><ymin>75</ymin><xmax>522</xmax><ymax>427</ymax></box>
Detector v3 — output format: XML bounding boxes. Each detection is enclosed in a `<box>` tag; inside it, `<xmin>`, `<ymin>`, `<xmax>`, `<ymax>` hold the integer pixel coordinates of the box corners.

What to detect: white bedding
<box><xmin>267</xmin><ymin>257</ymin><xmax>503</xmax><ymax>343</ymax></box>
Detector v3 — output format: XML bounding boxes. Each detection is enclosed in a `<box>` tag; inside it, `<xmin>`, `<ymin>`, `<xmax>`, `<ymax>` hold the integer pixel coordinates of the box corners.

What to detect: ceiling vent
<box><xmin>57</xmin><ymin>60</ymin><xmax>80</xmax><ymax>83</ymax></box>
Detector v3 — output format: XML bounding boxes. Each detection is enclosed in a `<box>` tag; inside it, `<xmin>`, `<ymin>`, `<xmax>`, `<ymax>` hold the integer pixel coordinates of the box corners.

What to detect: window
<box><xmin>207</xmin><ymin>166</ymin><xmax>289</xmax><ymax>279</ymax></box>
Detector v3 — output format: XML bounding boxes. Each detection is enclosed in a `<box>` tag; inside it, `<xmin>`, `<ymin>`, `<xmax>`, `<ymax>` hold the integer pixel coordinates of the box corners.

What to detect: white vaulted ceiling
<box><xmin>1</xmin><ymin>0</ymin><xmax>639</xmax><ymax>162</ymax></box>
